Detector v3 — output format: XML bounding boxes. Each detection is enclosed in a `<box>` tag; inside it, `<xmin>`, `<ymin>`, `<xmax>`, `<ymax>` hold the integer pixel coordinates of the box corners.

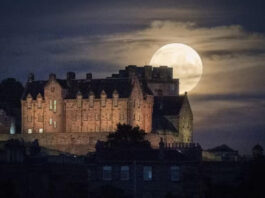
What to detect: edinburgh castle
<box><xmin>1</xmin><ymin>65</ymin><xmax>193</xmax><ymax>154</ymax></box>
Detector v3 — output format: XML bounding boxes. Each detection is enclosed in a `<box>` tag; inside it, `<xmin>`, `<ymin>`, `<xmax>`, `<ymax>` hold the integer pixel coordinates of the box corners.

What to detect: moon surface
<box><xmin>149</xmin><ymin>43</ymin><xmax>203</xmax><ymax>94</ymax></box>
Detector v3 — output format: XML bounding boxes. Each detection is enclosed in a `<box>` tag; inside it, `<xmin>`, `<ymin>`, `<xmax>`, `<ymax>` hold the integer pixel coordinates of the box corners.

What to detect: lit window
<box><xmin>120</xmin><ymin>166</ymin><xmax>130</xmax><ymax>181</ymax></box>
<box><xmin>170</xmin><ymin>166</ymin><xmax>180</xmax><ymax>182</ymax></box>
<box><xmin>49</xmin><ymin>118</ymin><xmax>53</xmax><ymax>125</ymax></box>
<box><xmin>102</xmin><ymin>166</ymin><xmax>112</xmax><ymax>181</ymax></box>
<box><xmin>28</xmin><ymin>129</ymin><xmax>32</xmax><ymax>134</ymax></box>
<box><xmin>143</xmin><ymin>166</ymin><xmax>152</xmax><ymax>181</ymax></box>
<box><xmin>39</xmin><ymin>128</ymin><xmax>43</xmax><ymax>133</ymax></box>
<box><xmin>49</xmin><ymin>100</ymin><xmax>53</xmax><ymax>110</ymax></box>
<box><xmin>53</xmin><ymin>100</ymin><xmax>56</xmax><ymax>112</ymax></box>
<box><xmin>53</xmin><ymin>121</ymin><xmax>57</xmax><ymax>128</ymax></box>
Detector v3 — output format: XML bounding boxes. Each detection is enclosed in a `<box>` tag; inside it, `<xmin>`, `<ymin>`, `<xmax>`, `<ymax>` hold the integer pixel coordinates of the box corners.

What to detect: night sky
<box><xmin>0</xmin><ymin>0</ymin><xmax>264</xmax><ymax>154</ymax></box>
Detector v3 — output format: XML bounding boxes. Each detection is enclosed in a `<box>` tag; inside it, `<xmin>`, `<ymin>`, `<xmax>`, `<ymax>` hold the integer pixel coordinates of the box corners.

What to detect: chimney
<box><xmin>28</xmin><ymin>73</ymin><xmax>34</xmax><ymax>82</ymax></box>
<box><xmin>67</xmin><ymin>72</ymin><xmax>75</xmax><ymax>81</ymax></box>
<box><xmin>49</xmin><ymin>73</ymin><xmax>56</xmax><ymax>80</ymax></box>
<box><xmin>86</xmin><ymin>73</ymin><xmax>92</xmax><ymax>80</ymax></box>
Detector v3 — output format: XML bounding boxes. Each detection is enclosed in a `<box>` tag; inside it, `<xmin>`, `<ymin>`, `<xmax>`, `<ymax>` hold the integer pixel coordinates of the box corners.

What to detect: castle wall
<box><xmin>0</xmin><ymin>132</ymin><xmax>181</xmax><ymax>155</ymax></box>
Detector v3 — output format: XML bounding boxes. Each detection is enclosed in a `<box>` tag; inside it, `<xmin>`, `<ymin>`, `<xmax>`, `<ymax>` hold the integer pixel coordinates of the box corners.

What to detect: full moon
<box><xmin>149</xmin><ymin>43</ymin><xmax>203</xmax><ymax>94</ymax></box>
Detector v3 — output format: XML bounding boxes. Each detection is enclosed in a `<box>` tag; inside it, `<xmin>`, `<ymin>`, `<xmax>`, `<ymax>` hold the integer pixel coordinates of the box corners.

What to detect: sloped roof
<box><xmin>22</xmin><ymin>80</ymin><xmax>47</xmax><ymax>100</ymax></box>
<box><xmin>22</xmin><ymin>78</ymin><xmax>152</xmax><ymax>100</ymax></box>
<box><xmin>153</xmin><ymin>96</ymin><xmax>185</xmax><ymax>115</ymax></box>
<box><xmin>207</xmin><ymin>144</ymin><xmax>237</xmax><ymax>153</ymax></box>
<box><xmin>152</xmin><ymin>96</ymin><xmax>185</xmax><ymax>133</ymax></box>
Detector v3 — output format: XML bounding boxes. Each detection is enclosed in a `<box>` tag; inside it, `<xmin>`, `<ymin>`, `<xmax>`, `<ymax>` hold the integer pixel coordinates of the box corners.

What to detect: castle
<box><xmin>21</xmin><ymin>65</ymin><xmax>193</xmax><ymax>144</ymax></box>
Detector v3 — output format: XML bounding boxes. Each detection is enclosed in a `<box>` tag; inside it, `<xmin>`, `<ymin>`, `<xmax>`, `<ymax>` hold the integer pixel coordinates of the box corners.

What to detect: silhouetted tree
<box><xmin>0</xmin><ymin>78</ymin><xmax>24</xmax><ymax>132</ymax></box>
<box><xmin>106</xmin><ymin>124</ymin><xmax>151</xmax><ymax>149</ymax></box>
<box><xmin>0</xmin><ymin>78</ymin><xmax>24</xmax><ymax>110</ymax></box>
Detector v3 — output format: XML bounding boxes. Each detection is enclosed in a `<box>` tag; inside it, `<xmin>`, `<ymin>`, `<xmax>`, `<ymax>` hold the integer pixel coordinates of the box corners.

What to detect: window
<box><xmin>120</xmin><ymin>113</ymin><xmax>124</xmax><ymax>121</ymax></box>
<box><xmin>49</xmin><ymin>100</ymin><xmax>53</xmax><ymax>110</ymax></box>
<box><xmin>143</xmin><ymin>166</ymin><xmax>152</xmax><ymax>181</ymax></box>
<box><xmin>113</xmin><ymin>97</ymin><xmax>118</xmax><ymax>107</ymax></box>
<box><xmin>27</xmin><ymin>102</ymin><xmax>32</xmax><ymax>109</ymax></box>
<box><xmin>49</xmin><ymin>118</ymin><xmax>53</xmax><ymax>125</ymax></box>
<box><xmin>28</xmin><ymin>128</ymin><xmax>32</xmax><ymax>134</ymax></box>
<box><xmin>102</xmin><ymin>166</ymin><xmax>112</xmax><ymax>181</ymax></box>
<box><xmin>39</xmin><ymin>128</ymin><xmax>43</xmax><ymax>133</ymax></box>
<box><xmin>27</xmin><ymin>115</ymin><xmax>32</xmax><ymax>122</ymax></box>
<box><xmin>95</xmin><ymin>114</ymin><xmax>99</xmax><ymax>121</ymax></box>
<box><xmin>137</xmin><ymin>114</ymin><xmax>140</xmax><ymax>121</ymax></box>
<box><xmin>170</xmin><ymin>166</ymin><xmax>180</xmax><ymax>181</ymax></box>
<box><xmin>108</xmin><ymin>114</ymin><xmax>111</xmax><ymax>121</ymax></box>
<box><xmin>89</xmin><ymin>96</ymin><xmax>94</xmax><ymax>108</ymax></box>
<box><xmin>83</xmin><ymin>111</ymin><xmax>88</xmax><ymax>121</ymax></box>
<box><xmin>38</xmin><ymin>114</ymin><xmax>43</xmax><ymax>122</ymax></box>
<box><xmin>53</xmin><ymin>100</ymin><xmax>57</xmax><ymax>112</ymax></box>
<box><xmin>120</xmin><ymin>166</ymin><xmax>130</xmax><ymax>181</ymax></box>
<box><xmin>51</xmin><ymin>87</ymin><xmax>55</xmax><ymax>92</ymax></box>
<box><xmin>101</xmin><ymin>98</ymin><xmax>106</xmax><ymax>107</ymax></box>
<box><xmin>96</xmin><ymin>126</ymin><xmax>99</xmax><ymax>132</ymax></box>
<box><xmin>37</xmin><ymin>100</ymin><xmax>42</xmax><ymax>108</ymax></box>
<box><xmin>53</xmin><ymin>121</ymin><xmax>57</xmax><ymax>128</ymax></box>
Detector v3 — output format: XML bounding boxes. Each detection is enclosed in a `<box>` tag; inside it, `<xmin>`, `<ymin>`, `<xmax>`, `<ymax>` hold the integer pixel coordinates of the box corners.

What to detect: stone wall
<box><xmin>0</xmin><ymin>132</ymin><xmax>180</xmax><ymax>155</ymax></box>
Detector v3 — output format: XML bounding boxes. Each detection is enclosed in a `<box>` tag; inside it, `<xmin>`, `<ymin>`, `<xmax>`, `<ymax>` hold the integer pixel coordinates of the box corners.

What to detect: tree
<box><xmin>0</xmin><ymin>78</ymin><xmax>24</xmax><ymax>110</ymax></box>
<box><xmin>106</xmin><ymin>124</ymin><xmax>151</xmax><ymax>149</ymax></box>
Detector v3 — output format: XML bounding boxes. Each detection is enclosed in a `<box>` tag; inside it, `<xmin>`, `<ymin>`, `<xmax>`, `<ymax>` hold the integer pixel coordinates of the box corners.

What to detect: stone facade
<box><xmin>21</xmin><ymin>73</ymin><xmax>153</xmax><ymax>134</ymax></box>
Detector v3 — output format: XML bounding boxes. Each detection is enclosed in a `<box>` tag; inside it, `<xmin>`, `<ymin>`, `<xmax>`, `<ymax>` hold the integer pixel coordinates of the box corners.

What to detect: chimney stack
<box><xmin>67</xmin><ymin>72</ymin><xmax>75</xmax><ymax>81</ymax></box>
<box><xmin>49</xmin><ymin>73</ymin><xmax>56</xmax><ymax>80</ymax></box>
<box><xmin>86</xmin><ymin>73</ymin><xmax>92</xmax><ymax>80</ymax></box>
<box><xmin>28</xmin><ymin>73</ymin><xmax>35</xmax><ymax>82</ymax></box>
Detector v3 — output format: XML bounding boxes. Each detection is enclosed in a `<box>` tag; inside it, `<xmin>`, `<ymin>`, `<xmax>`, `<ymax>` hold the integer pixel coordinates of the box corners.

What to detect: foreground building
<box><xmin>21</xmin><ymin>65</ymin><xmax>193</xmax><ymax>143</ymax></box>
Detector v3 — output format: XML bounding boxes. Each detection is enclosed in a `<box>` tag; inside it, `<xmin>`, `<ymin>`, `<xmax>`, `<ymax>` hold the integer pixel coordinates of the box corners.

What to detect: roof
<box><xmin>87</xmin><ymin>148</ymin><xmax>187</xmax><ymax>162</ymax></box>
<box><xmin>22</xmin><ymin>78</ymin><xmax>152</xmax><ymax>100</ymax></box>
<box><xmin>207</xmin><ymin>144</ymin><xmax>237</xmax><ymax>153</ymax></box>
<box><xmin>152</xmin><ymin>96</ymin><xmax>185</xmax><ymax>133</ymax></box>
<box><xmin>153</xmin><ymin>96</ymin><xmax>185</xmax><ymax>115</ymax></box>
